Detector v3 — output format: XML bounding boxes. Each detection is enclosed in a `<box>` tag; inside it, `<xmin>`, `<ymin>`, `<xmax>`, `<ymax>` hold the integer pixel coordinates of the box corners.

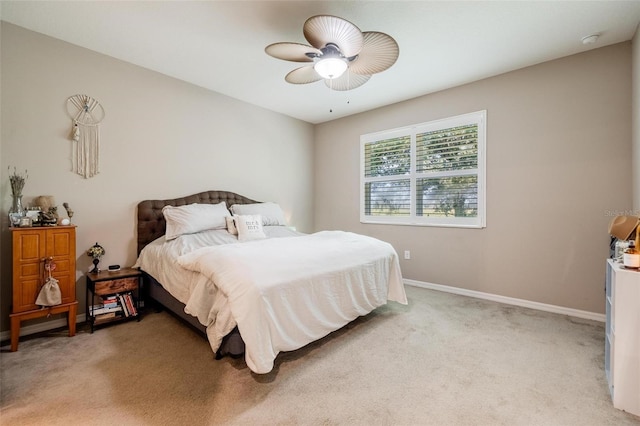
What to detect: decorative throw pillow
<box><xmin>226</xmin><ymin>216</ymin><xmax>238</xmax><ymax>235</ymax></box>
<box><xmin>230</xmin><ymin>202</ymin><xmax>287</xmax><ymax>226</ymax></box>
<box><xmin>234</xmin><ymin>214</ymin><xmax>266</xmax><ymax>242</ymax></box>
<box><xmin>163</xmin><ymin>202</ymin><xmax>230</xmax><ymax>240</ymax></box>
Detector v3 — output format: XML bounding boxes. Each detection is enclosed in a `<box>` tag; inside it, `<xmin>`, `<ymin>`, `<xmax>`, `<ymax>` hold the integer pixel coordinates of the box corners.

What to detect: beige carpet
<box><xmin>1</xmin><ymin>286</ymin><xmax>638</xmax><ymax>426</ymax></box>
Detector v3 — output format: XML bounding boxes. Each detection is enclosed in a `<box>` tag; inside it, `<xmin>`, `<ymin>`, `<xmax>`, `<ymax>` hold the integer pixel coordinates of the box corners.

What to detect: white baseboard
<box><xmin>1</xmin><ymin>281</ymin><xmax>604</xmax><ymax>342</ymax></box>
<box><xmin>0</xmin><ymin>314</ymin><xmax>86</xmax><ymax>343</ymax></box>
<box><xmin>404</xmin><ymin>279</ymin><xmax>606</xmax><ymax>323</ymax></box>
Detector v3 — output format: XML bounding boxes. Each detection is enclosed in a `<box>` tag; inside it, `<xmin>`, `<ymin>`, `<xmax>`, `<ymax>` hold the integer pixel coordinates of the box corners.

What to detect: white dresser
<box><xmin>605</xmin><ymin>259</ymin><xmax>640</xmax><ymax>416</ymax></box>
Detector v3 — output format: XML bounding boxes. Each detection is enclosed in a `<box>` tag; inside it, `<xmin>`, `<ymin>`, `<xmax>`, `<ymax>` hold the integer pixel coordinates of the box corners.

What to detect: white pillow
<box><xmin>230</xmin><ymin>202</ymin><xmax>287</xmax><ymax>226</ymax></box>
<box><xmin>234</xmin><ymin>214</ymin><xmax>266</xmax><ymax>242</ymax></box>
<box><xmin>226</xmin><ymin>216</ymin><xmax>238</xmax><ymax>235</ymax></box>
<box><xmin>163</xmin><ymin>202</ymin><xmax>230</xmax><ymax>241</ymax></box>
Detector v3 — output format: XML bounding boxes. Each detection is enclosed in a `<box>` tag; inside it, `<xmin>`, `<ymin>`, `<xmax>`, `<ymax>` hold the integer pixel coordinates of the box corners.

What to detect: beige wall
<box><xmin>314</xmin><ymin>43</ymin><xmax>632</xmax><ymax>314</ymax></box>
<box><xmin>1</xmin><ymin>21</ymin><xmax>634</xmax><ymax>337</ymax></box>
<box><xmin>633</xmin><ymin>26</ymin><xmax>640</xmax><ymax>210</ymax></box>
<box><xmin>0</xmin><ymin>23</ymin><xmax>315</xmax><ymax>331</ymax></box>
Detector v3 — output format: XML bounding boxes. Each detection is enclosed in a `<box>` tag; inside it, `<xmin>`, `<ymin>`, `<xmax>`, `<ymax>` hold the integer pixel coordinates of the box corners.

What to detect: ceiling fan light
<box><xmin>314</xmin><ymin>57</ymin><xmax>348</xmax><ymax>80</ymax></box>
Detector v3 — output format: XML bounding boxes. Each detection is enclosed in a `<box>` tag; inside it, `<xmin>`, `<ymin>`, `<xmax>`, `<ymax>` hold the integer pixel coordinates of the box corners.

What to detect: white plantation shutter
<box><xmin>363</xmin><ymin>135</ymin><xmax>411</xmax><ymax>217</ymax></box>
<box><xmin>361</xmin><ymin>111</ymin><xmax>486</xmax><ymax>228</ymax></box>
<box><xmin>416</xmin><ymin>123</ymin><xmax>480</xmax><ymax>220</ymax></box>
<box><xmin>416</xmin><ymin>125</ymin><xmax>478</xmax><ymax>173</ymax></box>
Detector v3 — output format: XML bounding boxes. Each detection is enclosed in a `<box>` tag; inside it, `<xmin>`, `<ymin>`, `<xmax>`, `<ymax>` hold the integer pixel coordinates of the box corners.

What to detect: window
<box><xmin>360</xmin><ymin>110</ymin><xmax>486</xmax><ymax>228</ymax></box>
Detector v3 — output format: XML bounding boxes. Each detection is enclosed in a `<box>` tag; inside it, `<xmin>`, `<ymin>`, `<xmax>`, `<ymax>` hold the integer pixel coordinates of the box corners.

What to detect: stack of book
<box><xmin>91</xmin><ymin>299</ymin><xmax>122</xmax><ymax>324</ymax></box>
<box><xmin>91</xmin><ymin>292</ymin><xmax>137</xmax><ymax>324</ymax></box>
<box><xmin>117</xmin><ymin>292</ymin><xmax>138</xmax><ymax>318</ymax></box>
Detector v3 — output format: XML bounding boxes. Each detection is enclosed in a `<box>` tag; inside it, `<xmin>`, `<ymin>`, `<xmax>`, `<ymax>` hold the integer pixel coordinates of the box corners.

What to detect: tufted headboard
<box><xmin>136</xmin><ymin>190</ymin><xmax>258</xmax><ymax>254</ymax></box>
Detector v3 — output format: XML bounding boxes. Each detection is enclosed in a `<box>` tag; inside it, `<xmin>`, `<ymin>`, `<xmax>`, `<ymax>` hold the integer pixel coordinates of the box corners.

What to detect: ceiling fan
<box><xmin>265</xmin><ymin>15</ymin><xmax>399</xmax><ymax>91</ymax></box>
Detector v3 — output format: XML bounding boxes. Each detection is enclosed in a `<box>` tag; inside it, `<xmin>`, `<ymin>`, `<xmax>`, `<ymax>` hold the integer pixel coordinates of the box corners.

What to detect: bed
<box><xmin>135</xmin><ymin>190</ymin><xmax>407</xmax><ymax>374</ymax></box>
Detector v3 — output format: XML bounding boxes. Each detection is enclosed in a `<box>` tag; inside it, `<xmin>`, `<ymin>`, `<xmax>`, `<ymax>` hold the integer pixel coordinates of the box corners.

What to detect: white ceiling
<box><xmin>2</xmin><ymin>1</ymin><xmax>640</xmax><ymax>124</ymax></box>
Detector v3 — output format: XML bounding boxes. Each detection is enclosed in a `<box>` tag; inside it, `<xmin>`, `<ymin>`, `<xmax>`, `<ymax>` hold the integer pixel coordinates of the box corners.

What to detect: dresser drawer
<box><xmin>94</xmin><ymin>277</ymin><xmax>138</xmax><ymax>296</ymax></box>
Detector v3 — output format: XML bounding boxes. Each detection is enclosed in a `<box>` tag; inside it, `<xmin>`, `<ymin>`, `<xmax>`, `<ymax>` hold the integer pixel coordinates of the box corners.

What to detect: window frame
<box><xmin>360</xmin><ymin>110</ymin><xmax>486</xmax><ymax>228</ymax></box>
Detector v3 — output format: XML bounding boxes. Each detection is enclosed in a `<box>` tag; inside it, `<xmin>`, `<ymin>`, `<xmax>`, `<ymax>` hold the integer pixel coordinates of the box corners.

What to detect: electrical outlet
<box><xmin>404</xmin><ymin>250</ymin><xmax>411</xmax><ymax>260</ymax></box>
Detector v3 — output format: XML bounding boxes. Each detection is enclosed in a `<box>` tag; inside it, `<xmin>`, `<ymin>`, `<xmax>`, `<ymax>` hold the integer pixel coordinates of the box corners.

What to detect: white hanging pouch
<box><xmin>36</xmin><ymin>259</ymin><xmax>62</xmax><ymax>307</ymax></box>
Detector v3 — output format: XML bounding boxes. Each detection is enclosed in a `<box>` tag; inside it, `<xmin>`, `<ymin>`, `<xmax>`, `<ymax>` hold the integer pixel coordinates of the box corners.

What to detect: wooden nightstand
<box><xmin>86</xmin><ymin>268</ymin><xmax>142</xmax><ymax>332</ymax></box>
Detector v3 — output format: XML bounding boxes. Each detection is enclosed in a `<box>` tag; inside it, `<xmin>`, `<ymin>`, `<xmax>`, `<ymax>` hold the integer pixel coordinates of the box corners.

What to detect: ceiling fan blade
<box><xmin>324</xmin><ymin>70</ymin><xmax>371</xmax><ymax>91</ymax></box>
<box><xmin>285</xmin><ymin>65</ymin><xmax>323</xmax><ymax>84</ymax></box>
<box><xmin>348</xmin><ymin>32</ymin><xmax>399</xmax><ymax>75</ymax></box>
<box><xmin>265</xmin><ymin>42</ymin><xmax>322</xmax><ymax>62</ymax></box>
<box><xmin>303</xmin><ymin>15</ymin><xmax>364</xmax><ymax>58</ymax></box>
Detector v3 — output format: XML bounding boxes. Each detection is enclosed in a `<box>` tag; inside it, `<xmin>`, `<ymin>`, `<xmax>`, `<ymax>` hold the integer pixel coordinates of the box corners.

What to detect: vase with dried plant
<box><xmin>8</xmin><ymin>166</ymin><xmax>28</xmax><ymax>227</ymax></box>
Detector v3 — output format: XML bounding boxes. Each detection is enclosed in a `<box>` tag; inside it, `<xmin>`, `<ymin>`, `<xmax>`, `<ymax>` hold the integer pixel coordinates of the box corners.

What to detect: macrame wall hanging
<box><xmin>66</xmin><ymin>94</ymin><xmax>105</xmax><ymax>179</ymax></box>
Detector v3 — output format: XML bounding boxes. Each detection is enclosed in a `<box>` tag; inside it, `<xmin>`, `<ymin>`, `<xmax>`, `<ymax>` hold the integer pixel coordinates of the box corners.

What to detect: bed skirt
<box><xmin>143</xmin><ymin>271</ymin><xmax>245</xmax><ymax>358</ymax></box>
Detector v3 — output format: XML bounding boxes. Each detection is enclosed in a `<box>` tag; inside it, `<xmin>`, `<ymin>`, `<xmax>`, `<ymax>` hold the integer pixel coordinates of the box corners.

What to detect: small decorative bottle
<box><xmin>615</xmin><ymin>239</ymin><xmax>629</xmax><ymax>262</ymax></box>
<box><xmin>623</xmin><ymin>241</ymin><xmax>640</xmax><ymax>268</ymax></box>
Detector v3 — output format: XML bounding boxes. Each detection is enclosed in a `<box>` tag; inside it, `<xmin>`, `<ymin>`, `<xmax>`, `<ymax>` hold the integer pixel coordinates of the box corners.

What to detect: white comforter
<box><xmin>177</xmin><ymin>230</ymin><xmax>406</xmax><ymax>374</ymax></box>
<box><xmin>136</xmin><ymin>228</ymin><xmax>407</xmax><ymax>374</ymax></box>
<box><xmin>135</xmin><ymin>227</ymin><xmax>299</xmax><ymax>357</ymax></box>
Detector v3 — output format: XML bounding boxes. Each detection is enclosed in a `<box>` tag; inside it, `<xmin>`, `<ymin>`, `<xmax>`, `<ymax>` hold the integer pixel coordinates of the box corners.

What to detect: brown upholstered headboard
<box><xmin>136</xmin><ymin>190</ymin><xmax>258</xmax><ymax>254</ymax></box>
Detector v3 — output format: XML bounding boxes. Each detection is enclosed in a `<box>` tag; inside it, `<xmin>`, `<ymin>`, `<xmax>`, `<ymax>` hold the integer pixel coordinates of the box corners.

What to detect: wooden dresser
<box><xmin>10</xmin><ymin>225</ymin><xmax>78</xmax><ymax>351</ymax></box>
